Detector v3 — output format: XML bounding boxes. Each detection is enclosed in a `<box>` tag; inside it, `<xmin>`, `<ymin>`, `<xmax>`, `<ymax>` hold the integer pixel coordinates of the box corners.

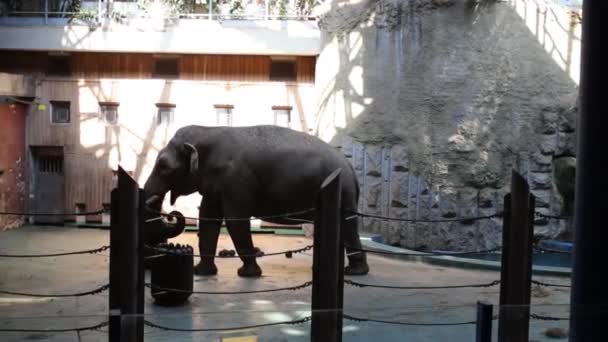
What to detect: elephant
<box><xmin>143</xmin><ymin>125</ymin><xmax>369</xmax><ymax>277</ymax></box>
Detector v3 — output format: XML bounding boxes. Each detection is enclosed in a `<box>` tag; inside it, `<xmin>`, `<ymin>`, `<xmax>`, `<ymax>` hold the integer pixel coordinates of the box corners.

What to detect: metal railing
<box><xmin>0</xmin><ymin>0</ymin><xmax>317</xmax><ymax>25</ymax></box>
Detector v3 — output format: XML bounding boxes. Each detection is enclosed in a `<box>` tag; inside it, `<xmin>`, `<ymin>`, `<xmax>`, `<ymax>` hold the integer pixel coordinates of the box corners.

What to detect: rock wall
<box><xmin>314</xmin><ymin>0</ymin><xmax>580</xmax><ymax>250</ymax></box>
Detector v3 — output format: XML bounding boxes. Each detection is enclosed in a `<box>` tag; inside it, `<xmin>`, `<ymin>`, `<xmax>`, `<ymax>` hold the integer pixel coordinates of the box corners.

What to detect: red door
<box><xmin>0</xmin><ymin>103</ymin><xmax>26</xmax><ymax>229</ymax></box>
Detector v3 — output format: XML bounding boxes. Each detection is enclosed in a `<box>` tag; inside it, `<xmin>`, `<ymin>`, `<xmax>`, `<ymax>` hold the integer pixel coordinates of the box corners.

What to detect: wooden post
<box><xmin>108</xmin><ymin>167</ymin><xmax>144</xmax><ymax>342</ymax></box>
<box><xmin>498</xmin><ymin>170</ymin><xmax>535</xmax><ymax>342</ymax></box>
<box><xmin>570</xmin><ymin>0</ymin><xmax>608</xmax><ymax>340</ymax></box>
<box><xmin>311</xmin><ymin>169</ymin><xmax>343</xmax><ymax>342</ymax></box>
<box><xmin>476</xmin><ymin>301</ymin><xmax>493</xmax><ymax>342</ymax></box>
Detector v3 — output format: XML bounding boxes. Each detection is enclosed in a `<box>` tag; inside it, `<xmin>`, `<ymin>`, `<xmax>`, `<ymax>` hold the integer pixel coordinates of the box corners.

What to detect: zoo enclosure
<box><xmin>89</xmin><ymin>166</ymin><xmax>580</xmax><ymax>341</ymax></box>
<box><xmin>0</xmin><ymin>165</ymin><xmax>574</xmax><ymax>341</ymax></box>
<box><xmin>0</xmin><ymin>164</ymin><xmax>574</xmax><ymax>342</ymax></box>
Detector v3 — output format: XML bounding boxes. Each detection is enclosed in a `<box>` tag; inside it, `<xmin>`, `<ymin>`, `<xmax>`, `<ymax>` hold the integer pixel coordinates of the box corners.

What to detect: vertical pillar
<box><xmin>311</xmin><ymin>169</ymin><xmax>343</xmax><ymax>342</ymax></box>
<box><xmin>498</xmin><ymin>171</ymin><xmax>535</xmax><ymax>342</ymax></box>
<box><xmin>108</xmin><ymin>167</ymin><xmax>144</xmax><ymax>342</ymax></box>
<box><xmin>570</xmin><ymin>0</ymin><xmax>607</xmax><ymax>340</ymax></box>
<box><xmin>476</xmin><ymin>301</ymin><xmax>493</xmax><ymax>342</ymax></box>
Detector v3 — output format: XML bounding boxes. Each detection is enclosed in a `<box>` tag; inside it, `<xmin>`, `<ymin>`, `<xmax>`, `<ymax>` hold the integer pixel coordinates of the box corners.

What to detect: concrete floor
<box><xmin>0</xmin><ymin>226</ymin><xmax>571</xmax><ymax>341</ymax></box>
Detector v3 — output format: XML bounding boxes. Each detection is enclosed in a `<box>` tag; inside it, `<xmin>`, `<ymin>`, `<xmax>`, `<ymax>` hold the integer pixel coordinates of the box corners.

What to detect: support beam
<box><xmin>570</xmin><ymin>0</ymin><xmax>608</xmax><ymax>340</ymax></box>
<box><xmin>476</xmin><ymin>301</ymin><xmax>493</xmax><ymax>342</ymax></box>
<box><xmin>108</xmin><ymin>167</ymin><xmax>144</xmax><ymax>342</ymax></box>
<box><xmin>311</xmin><ymin>168</ymin><xmax>343</xmax><ymax>342</ymax></box>
<box><xmin>498</xmin><ymin>171</ymin><xmax>535</xmax><ymax>342</ymax></box>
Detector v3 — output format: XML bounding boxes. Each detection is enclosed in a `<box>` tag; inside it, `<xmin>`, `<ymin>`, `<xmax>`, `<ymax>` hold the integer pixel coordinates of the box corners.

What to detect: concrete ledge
<box><xmin>0</xmin><ymin>19</ymin><xmax>320</xmax><ymax>55</ymax></box>
<box><xmin>360</xmin><ymin>235</ymin><xmax>571</xmax><ymax>278</ymax></box>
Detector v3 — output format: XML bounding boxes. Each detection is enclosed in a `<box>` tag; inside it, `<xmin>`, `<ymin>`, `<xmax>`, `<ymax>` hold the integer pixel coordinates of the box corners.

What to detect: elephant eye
<box><xmin>157</xmin><ymin>160</ymin><xmax>170</xmax><ymax>174</ymax></box>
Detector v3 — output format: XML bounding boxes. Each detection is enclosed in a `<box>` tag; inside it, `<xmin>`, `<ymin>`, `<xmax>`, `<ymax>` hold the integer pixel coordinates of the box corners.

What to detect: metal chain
<box><xmin>144</xmin><ymin>316</ymin><xmax>311</xmax><ymax>332</ymax></box>
<box><xmin>344</xmin><ymin>244</ymin><xmax>501</xmax><ymax>257</ymax></box>
<box><xmin>0</xmin><ymin>245</ymin><xmax>110</xmax><ymax>258</ymax></box>
<box><xmin>145</xmin><ymin>244</ymin><xmax>312</xmax><ymax>258</ymax></box>
<box><xmin>144</xmin><ymin>207</ymin><xmax>315</xmax><ymax>222</ymax></box>
<box><xmin>146</xmin><ymin>281</ymin><xmax>312</xmax><ymax>295</ymax></box>
<box><xmin>532</xmin><ymin>279</ymin><xmax>571</xmax><ymax>288</ymax></box>
<box><xmin>0</xmin><ymin>321</ymin><xmax>109</xmax><ymax>333</ymax></box>
<box><xmin>0</xmin><ymin>284</ymin><xmax>109</xmax><ymax>298</ymax></box>
<box><xmin>345</xmin><ymin>279</ymin><xmax>500</xmax><ymax>290</ymax></box>
<box><xmin>344</xmin><ymin>314</ymin><xmax>477</xmax><ymax>326</ymax></box>
<box><xmin>530</xmin><ymin>313</ymin><xmax>569</xmax><ymax>321</ymax></box>
<box><xmin>348</xmin><ymin>210</ymin><xmax>503</xmax><ymax>223</ymax></box>
<box><xmin>0</xmin><ymin>208</ymin><xmax>107</xmax><ymax>216</ymax></box>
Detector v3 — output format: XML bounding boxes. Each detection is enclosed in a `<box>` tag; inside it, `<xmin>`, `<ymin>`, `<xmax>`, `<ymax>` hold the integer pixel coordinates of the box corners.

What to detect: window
<box><xmin>214</xmin><ymin>104</ymin><xmax>234</xmax><ymax>126</ymax></box>
<box><xmin>156</xmin><ymin>103</ymin><xmax>175</xmax><ymax>126</ymax></box>
<box><xmin>153</xmin><ymin>55</ymin><xmax>180</xmax><ymax>79</ymax></box>
<box><xmin>38</xmin><ymin>155</ymin><xmax>63</xmax><ymax>173</ymax></box>
<box><xmin>272</xmin><ymin>105</ymin><xmax>292</xmax><ymax>128</ymax></box>
<box><xmin>99</xmin><ymin>102</ymin><xmax>119</xmax><ymax>125</ymax></box>
<box><xmin>269</xmin><ymin>57</ymin><xmax>296</xmax><ymax>82</ymax></box>
<box><xmin>50</xmin><ymin>101</ymin><xmax>70</xmax><ymax>124</ymax></box>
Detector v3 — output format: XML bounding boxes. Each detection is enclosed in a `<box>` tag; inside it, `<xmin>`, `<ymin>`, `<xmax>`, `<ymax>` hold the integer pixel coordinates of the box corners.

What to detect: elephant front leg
<box><xmin>225</xmin><ymin>220</ymin><xmax>262</xmax><ymax>278</ymax></box>
<box><xmin>194</xmin><ymin>201</ymin><xmax>222</xmax><ymax>276</ymax></box>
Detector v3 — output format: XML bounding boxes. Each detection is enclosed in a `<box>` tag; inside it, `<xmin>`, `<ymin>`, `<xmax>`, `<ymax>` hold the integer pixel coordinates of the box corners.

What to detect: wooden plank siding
<box><xmin>0</xmin><ymin>51</ymin><xmax>316</xmax><ymax>83</ymax></box>
<box><xmin>11</xmin><ymin>51</ymin><xmax>317</xmax><ymax>221</ymax></box>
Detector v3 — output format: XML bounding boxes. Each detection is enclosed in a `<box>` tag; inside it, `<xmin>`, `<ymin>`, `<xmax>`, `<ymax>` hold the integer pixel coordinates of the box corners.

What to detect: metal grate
<box><xmin>38</xmin><ymin>156</ymin><xmax>63</xmax><ymax>173</ymax></box>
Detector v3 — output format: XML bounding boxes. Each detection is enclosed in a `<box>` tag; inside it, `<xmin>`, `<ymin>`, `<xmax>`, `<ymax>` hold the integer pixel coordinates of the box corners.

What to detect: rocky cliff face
<box><xmin>314</xmin><ymin>0</ymin><xmax>579</xmax><ymax>250</ymax></box>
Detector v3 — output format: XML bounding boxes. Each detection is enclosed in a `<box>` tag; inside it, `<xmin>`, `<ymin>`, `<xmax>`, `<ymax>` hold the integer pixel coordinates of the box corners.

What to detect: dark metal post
<box><xmin>570</xmin><ymin>0</ymin><xmax>607</xmax><ymax>340</ymax></box>
<box><xmin>108</xmin><ymin>188</ymin><xmax>120</xmax><ymax>341</ymax></box>
<box><xmin>476</xmin><ymin>301</ymin><xmax>493</xmax><ymax>342</ymax></box>
<box><xmin>498</xmin><ymin>171</ymin><xmax>534</xmax><ymax>342</ymax></box>
<box><xmin>108</xmin><ymin>167</ymin><xmax>144</xmax><ymax>342</ymax></box>
<box><xmin>311</xmin><ymin>169</ymin><xmax>343</xmax><ymax>342</ymax></box>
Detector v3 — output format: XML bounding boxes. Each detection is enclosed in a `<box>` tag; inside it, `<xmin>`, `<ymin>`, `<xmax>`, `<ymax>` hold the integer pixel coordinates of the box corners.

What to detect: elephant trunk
<box><xmin>142</xmin><ymin>188</ymin><xmax>185</xmax><ymax>244</ymax></box>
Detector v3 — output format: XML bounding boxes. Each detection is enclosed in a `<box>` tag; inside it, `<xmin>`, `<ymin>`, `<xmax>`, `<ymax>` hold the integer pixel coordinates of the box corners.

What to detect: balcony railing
<box><xmin>0</xmin><ymin>0</ymin><xmax>318</xmax><ymax>25</ymax></box>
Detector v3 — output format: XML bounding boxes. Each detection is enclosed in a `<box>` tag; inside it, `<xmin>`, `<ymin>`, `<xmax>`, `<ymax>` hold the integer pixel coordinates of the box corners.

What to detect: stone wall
<box><xmin>314</xmin><ymin>0</ymin><xmax>580</xmax><ymax>250</ymax></box>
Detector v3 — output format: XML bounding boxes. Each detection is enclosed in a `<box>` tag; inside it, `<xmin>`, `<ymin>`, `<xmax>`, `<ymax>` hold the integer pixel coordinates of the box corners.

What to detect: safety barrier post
<box><xmin>108</xmin><ymin>166</ymin><xmax>144</xmax><ymax>342</ymax></box>
<box><xmin>570</xmin><ymin>0</ymin><xmax>608</xmax><ymax>340</ymax></box>
<box><xmin>498</xmin><ymin>170</ymin><xmax>535</xmax><ymax>342</ymax></box>
<box><xmin>311</xmin><ymin>169</ymin><xmax>343</xmax><ymax>342</ymax></box>
<box><xmin>476</xmin><ymin>301</ymin><xmax>493</xmax><ymax>342</ymax></box>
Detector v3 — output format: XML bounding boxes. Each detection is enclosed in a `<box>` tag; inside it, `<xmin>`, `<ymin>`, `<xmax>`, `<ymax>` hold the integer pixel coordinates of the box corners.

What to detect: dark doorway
<box><xmin>31</xmin><ymin>146</ymin><xmax>64</xmax><ymax>225</ymax></box>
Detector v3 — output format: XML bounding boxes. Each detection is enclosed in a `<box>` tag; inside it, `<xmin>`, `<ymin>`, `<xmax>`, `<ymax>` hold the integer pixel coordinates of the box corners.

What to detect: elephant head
<box><xmin>142</xmin><ymin>141</ymin><xmax>199</xmax><ymax>243</ymax></box>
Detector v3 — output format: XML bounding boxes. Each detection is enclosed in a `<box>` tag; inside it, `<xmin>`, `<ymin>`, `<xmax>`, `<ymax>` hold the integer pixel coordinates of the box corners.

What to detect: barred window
<box><xmin>99</xmin><ymin>102</ymin><xmax>119</xmax><ymax>125</ymax></box>
<box><xmin>156</xmin><ymin>103</ymin><xmax>175</xmax><ymax>126</ymax></box>
<box><xmin>50</xmin><ymin>101</ymin><xmax>70</xmax><ymax>124</ymax></box>
<box><xmin>272</xmin><ymin>105</ymin><xmax>292</xmax><ymax>128</ymax></box>
<box><xmin>214</xmin><ymin>104</ymin><xmax>234</xmax><ymax>126</ymax></box>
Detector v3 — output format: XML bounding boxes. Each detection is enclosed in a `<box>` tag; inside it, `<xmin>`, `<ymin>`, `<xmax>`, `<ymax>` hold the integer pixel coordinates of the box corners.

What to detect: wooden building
<box><xmin>0</xmin><ymin>50</ymin><xmax>317</xmax><ymax>224</ymax></box>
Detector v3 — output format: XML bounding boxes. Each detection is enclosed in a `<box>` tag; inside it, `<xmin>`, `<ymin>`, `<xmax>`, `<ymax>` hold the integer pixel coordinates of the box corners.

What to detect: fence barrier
<box><xmin>0</xmin><ymin>167</ymin><xmax>575</xmax><ymax>341</ymax></box>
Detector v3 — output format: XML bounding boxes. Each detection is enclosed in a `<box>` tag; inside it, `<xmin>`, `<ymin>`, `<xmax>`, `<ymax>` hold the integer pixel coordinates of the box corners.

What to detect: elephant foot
<box><xmin>237</xmin><ymin>264</ymin><xmax>263</xmax><ymax>278</ymax></box>
<box><xmin>194</xmin><ymin>262</ymin><xmax>218</xmax><ymax>276</ymax></box>
<box><xmin>345</xmin><ymin>263</ymin><xmax>369</xmax><ymax>276</ymax></box>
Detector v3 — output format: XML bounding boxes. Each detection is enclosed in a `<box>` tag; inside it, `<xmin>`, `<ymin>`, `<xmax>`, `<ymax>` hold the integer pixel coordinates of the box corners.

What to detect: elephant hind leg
<box><xmin>342</xmin><ymin>214</ymin><xmax>369</xmax><ymax>276</ymax></box>
<box><xmin>225</xmin><ymin>219</ymin><xmax>262</xmax><ymax>277</ymax></box>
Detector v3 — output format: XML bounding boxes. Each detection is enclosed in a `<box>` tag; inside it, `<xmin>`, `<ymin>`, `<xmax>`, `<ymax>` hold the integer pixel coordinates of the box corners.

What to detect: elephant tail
<box><xmin>347</xmin><ymin>160</ymin><xmax>360</xmax><ymax>204</ymax></box>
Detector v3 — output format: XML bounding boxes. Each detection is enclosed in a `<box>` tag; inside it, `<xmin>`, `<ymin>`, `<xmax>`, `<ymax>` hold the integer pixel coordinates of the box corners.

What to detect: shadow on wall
<box><xmin>313</xmin><ymin>0</ymin><xmax>579</xmax><ymax>250</ymax></box>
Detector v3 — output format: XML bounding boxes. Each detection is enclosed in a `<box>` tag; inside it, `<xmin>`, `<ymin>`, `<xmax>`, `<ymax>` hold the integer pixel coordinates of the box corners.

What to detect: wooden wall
<box><xmin>23</xmin><ymin>79</ymin><xmax>316</xmax><ymax>222</ymax></box>
<box><xmin>0</xmin><ymin>51</ymin><xmax>316</xmax><ymax>83</ymax></box>
<box><xmin>0</xmin><ymin>50</ymin><xmax>318</xmax><ymax>221</ymax></box>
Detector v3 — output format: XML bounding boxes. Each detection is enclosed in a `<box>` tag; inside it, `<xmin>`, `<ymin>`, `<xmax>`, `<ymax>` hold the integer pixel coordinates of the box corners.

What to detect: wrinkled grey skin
<box><xmin>143</xmin><ymin>125</ymin><xmax>369</xmax><ymax>277</ymax></box>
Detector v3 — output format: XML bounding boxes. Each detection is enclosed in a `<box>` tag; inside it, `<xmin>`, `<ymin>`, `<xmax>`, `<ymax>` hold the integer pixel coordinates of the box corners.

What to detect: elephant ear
<box><xmin>183</xmin><ymin>143</ymin><xmax>199</xmax><ymax>176</ymax></box>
